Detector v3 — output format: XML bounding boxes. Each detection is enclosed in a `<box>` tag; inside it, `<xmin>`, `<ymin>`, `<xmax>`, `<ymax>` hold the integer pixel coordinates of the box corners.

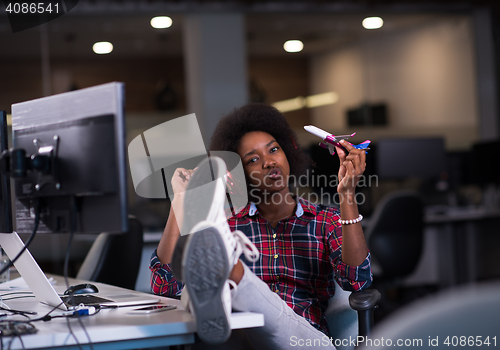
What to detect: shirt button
<box><xmin>275</xmin><ymin>290</ymin><xmax>279</xmax><ymax>293</ymax></box>
<box><xmin>274</xmin><ymin>254</ymin><xmax>278</xmax><ymax>259</ymax></box>
<box><xmin>273</xmin><ymin>234</ymin><xmax>276</xmax><ymax>239</ymax></box>
<box><xmin>276</xmin><ymin>276</ymin><xmax>280</xmax><ymax>280</ymax></box>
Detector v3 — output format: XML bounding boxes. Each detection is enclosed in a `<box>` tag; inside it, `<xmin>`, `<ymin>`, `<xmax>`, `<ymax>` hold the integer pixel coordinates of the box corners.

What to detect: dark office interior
<box><xmin>1</xmin><ymin>0</ymin><xmax>500</xmax><ymax>348</ymax></box>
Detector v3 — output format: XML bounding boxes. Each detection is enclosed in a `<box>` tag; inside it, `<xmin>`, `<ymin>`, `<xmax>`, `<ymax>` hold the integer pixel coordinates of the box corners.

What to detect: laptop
<box><xmin>0</xmin><ymin>232</ymin><xmax>161</xmax><ymax>310</ymax></box>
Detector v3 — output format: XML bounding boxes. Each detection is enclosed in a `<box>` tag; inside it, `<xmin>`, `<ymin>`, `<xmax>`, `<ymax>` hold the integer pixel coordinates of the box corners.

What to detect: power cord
<box><xmin>61</xmin><ymin>196</ymin><xmax>94</xmax><ymax>350</ymax></box>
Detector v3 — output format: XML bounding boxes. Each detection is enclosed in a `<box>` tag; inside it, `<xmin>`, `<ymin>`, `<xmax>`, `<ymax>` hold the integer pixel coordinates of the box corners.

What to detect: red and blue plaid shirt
<box><xmin>150</xmin><ymin>196</ymin><xmax>372</xmax><ymax>335</ymax></box>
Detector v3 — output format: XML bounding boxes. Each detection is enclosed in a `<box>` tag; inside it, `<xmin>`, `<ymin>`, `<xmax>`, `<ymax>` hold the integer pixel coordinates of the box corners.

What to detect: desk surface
<box><xmin>425</xmin><ymin>206</ymin><xmax>500</xmax><ymax>224</ymax></box>
<box><xmin>0</xmin><ymin>275</ymin><xmax>264</xmax><ymax>350</ymax></box>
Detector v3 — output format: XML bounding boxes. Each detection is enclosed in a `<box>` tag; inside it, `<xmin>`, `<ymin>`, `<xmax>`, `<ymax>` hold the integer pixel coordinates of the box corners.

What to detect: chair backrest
<box><xmin>77</xmin><ymin>216</ymin><xmax>144</xmax><ymax>290</ymax></box>
<box><xmin>362</xmin><ymin>281</ymin><xmax>500</xmax><ymax>350</ymax></box>
<box><xmin>365</xmin><ymin>191</ymin><xmax>424</xmax><ymax>279</ymax></box>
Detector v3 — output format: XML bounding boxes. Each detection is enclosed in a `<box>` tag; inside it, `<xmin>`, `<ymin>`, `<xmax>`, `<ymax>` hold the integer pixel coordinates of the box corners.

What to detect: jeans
<box><xmin>231</xmin><ymin>262</ymin><xmax>334</xmax><ymax>350</ymax></box>
<box><xmin>189</xmin><ymin>262</ymin><xmax>334</xmax><ymax>350</ymax></box>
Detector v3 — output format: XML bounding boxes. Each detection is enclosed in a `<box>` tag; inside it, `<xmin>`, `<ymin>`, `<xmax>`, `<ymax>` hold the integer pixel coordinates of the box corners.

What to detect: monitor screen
<box><xmin>376</xmin><ymin>137</ymin><xmax>446</xmax><ymax>180</ymax></box>
<box><xmin>11</xmin><ymin>82</ymin><xmax>128</xmax><ymax>234</ymax></box>
<box><xmin>471</xmin><ymin>140</ymin><xmax>500</xmax><ymax>186</ymax></box>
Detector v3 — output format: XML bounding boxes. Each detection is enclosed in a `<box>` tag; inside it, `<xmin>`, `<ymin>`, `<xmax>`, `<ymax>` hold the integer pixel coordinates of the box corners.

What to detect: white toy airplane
<box><xmin>304</xmin><ymin>125</ymin><xmax>370</xmax><ymax>155</ymax></box>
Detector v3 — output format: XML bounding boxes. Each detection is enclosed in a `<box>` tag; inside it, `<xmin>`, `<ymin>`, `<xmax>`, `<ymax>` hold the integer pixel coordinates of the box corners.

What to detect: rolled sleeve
<box><xmin>333</xmin><ymin>252</ymin><xmax>373</xmax><ymax>291</ymax></box>
<box><xmin>328</xmin><ymin>221</ymin><xmax>373</xmax><ymax>292</ymax></box>
<box><xmin>149</xmin><ymin>249</ymin><xmax>184</xmax><ymax>297</ymax></box>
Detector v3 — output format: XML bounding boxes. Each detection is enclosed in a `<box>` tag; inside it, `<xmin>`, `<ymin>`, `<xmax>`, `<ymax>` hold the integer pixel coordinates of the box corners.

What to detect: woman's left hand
<box><xmin>335</xmin><ymin>140</ymin><xmax>366</xmax><ymax>195</ymax></box>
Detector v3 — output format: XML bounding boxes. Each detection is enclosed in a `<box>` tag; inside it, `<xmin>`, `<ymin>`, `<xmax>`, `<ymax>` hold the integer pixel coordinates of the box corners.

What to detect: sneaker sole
<box><xmin>183</xmin><ymin>226</ymin><xmax>231</xmax><ymax>344</ymax></box>
<box><xmin>171</xmin><ymin>157</ymin><xmax>226</xmax><ymax>281</ymax></box>
<box><xmin>183</xmin><ymin>157</ymin><xmax>225</xmax><ymax>235</ymax></box>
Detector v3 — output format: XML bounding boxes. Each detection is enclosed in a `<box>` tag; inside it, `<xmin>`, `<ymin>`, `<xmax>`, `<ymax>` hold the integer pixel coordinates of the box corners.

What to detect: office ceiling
<box><xmin>0</xmin><ymin>0</ymin><xmax>491</xmax><ymax>59</ymax></box>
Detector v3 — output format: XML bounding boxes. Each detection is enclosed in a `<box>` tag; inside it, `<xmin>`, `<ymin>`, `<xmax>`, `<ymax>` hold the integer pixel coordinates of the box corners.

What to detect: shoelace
<box><xmin>234</xmin><ymin>230</ymin><xmax>260</xmax><ymax>262</ymax></box>
<box><xmin>228</xmin><ymin>279</ymin><xmax>238</xmax><ymax>290</ymax></box>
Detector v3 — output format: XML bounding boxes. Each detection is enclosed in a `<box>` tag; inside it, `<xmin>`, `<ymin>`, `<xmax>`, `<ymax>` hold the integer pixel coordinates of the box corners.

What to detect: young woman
<box><xmin>150</xmin><ymin>103</ymin><xmax>372</xmax><ymax>349</ymax></box>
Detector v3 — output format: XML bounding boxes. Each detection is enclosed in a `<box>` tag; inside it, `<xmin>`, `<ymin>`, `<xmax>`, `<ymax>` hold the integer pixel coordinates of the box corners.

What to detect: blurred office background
<box><xmin>1</xmin><ymin>0</ymin><xmax>500</xmax><ymax>325</ymax></box>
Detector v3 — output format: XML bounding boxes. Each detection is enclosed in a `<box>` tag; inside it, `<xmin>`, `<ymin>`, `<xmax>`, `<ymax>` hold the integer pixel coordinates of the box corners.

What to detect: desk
<box><xmin>362</xmin><ymin>206</ymin><xmax>500</xmax><ymax>288</ymax></box>
<box><xmin>425</xmin><ymin>206</ymin><xmax>500</xmax><ymax>287</ymax></box>
<box><xmin>0</xmin><ymin>275</ymin><xmax>264</xmax><ymax>350</ymax></box>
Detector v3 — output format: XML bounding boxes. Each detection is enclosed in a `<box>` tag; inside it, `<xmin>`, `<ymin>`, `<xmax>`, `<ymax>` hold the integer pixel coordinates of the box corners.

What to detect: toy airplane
<box><xmin>304</xmin><ymin>125</ymin><xmax>371</xmax><ymax>155</ymax></box>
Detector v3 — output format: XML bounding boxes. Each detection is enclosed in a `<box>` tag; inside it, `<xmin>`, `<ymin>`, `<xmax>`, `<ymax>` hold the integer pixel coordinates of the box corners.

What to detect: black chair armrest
<box><xmin>349</xmin><ymin>289</ymin><xmax>381</xmax><ymax>338</ymax></box>
<box><xmin>349</xmin><ymin>289</ymin><xmax>381</xmax><ymax>311</ymax></box>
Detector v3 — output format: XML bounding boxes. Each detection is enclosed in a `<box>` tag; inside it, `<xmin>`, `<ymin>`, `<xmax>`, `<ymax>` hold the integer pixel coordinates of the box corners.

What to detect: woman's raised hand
<box><xmin>334</xmin><ymin>140</ymin><xmax>366</xmax><ymax>195</ymax></box>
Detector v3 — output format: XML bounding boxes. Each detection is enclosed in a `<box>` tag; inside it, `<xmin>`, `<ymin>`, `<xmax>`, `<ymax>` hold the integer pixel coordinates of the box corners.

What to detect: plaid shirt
<box><xmin>150</xmin><ymin>196</ymin><xmax>372</xmax><ymax>335</ymax></box>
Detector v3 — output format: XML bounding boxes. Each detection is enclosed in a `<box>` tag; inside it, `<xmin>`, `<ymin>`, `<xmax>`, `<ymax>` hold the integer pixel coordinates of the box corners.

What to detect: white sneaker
<box><xmin>171</xmin><ymin>156</ymin><xmax>259</xmax><ymax>344</ymax></box>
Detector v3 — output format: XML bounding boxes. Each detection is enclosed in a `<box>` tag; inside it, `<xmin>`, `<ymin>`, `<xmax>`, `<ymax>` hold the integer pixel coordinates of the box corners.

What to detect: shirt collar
<box><xmin>249</xmin><ymin>200</ymin><xmax>304</xmax><ymax>217</ymax></box>
<box><xmin>233</xmin><ymin>196</ymin><xmax>317</xmax><ymax>219</ymax></box>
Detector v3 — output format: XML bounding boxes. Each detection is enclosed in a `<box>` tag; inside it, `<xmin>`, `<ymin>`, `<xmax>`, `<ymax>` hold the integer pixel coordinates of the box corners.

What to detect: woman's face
<box><xmin>237</xmin><ymin>131</ymin><xmax>290</xmax><ymax>195</ymax></box>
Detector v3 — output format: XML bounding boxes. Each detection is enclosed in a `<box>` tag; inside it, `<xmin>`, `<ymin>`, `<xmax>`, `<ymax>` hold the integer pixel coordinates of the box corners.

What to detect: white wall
<box><xmin>306</xmin><ymin>15</ymin><xmax>478</xmax><ymax>150</ymax></box>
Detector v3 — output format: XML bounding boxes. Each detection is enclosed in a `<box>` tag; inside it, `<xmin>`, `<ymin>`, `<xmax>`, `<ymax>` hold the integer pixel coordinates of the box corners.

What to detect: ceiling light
<box><xmin>362</xmin><ymin>17</ymin><xmax>384</xmax><ymax>30</ymax></box>
<box><xmin>151</xmin><ymin>16</ymin><xmax>172</xmax><ymax>29</ymax></box>
<box><xmin>283</xmin><ymin>40</ymin><xmax>303</xmax><ymax>53</ymax></box>
<box><xmin>93</xmin><ymin>42</ymin><xmax>113</xmax><ymax>54</ymax></box>
<box><xmin>306</xmin><ymin>92</ymin><xmax>339</xmax><ymax>108</ymax></box>
<box><xmin>273</xmin><ymin>91</ymin><xmax>339</xmax><ymax>113</ymax></box>
<box><xmin>272</xmin><ymin>97</ymin><xmax>306</xmax><ymax>113</ymax></box>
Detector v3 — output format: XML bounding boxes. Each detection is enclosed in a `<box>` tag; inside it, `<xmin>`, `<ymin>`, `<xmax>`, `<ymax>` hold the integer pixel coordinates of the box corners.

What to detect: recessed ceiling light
<box><xmin>151</xmin><ymin>16</ymin><xmax>172</xmax><ymax>29</ymax></box>
<box><xmin>93</xmin><ymin>42</ymin><xmax>113</xmax><ymax>54</ymax></box>
<box><xmin>362</xmin><ymin>17</ymin><xmax>384</xmax><ymax>30</ymax></box>
<box><xmin>283</xmin><ymin>40</ymin><xmax>303</xmax><ymax>53</ymax></box>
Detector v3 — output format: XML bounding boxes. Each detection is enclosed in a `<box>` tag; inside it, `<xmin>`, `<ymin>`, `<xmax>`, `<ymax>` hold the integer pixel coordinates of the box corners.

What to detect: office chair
<box><xmin>77</xmin><ymin>215</ymin><xmax>144</xmax><ymax>290</ymax></box>
<box><xmin>364</xmin><ymin>190</ymin><xmax>424</xmax><ymax>280</ymax></box>
<box><xmin>361</xmin><ymin>190</ymin><xmax>424</xmax><ymax>323</ymax></box>
<box><xmin>326</xmin><ymin>282</ymin><xmax>381</xmax><ymax>350</ymax></box>
<box><xmin>360</xmin><ymin>280</ymin><xmax>500</xmax><ymax>350</ymax></box>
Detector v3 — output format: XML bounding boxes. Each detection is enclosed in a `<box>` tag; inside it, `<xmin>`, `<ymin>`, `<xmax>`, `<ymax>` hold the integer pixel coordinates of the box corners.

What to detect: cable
<box><xmin>0</xmin><ymin>199</ymin><xmax>41</xmax><ymax>277</ymax></box>
<box><xmin>0</xmin><ymin>292</ymin><xmax>36</xmax><ymax>302</ymax></box>
<box><xmin>61</xmin><ymin>197</ymin><xmax>83</xmax><ymax>350</ymax></box>
<box><xmin>0</xmin><ymin>200</ymin><xmax>40</xmax><ymax>349</ymax></box>
<box><xmin>62</xmin><ymin>196</ymin><xmax>93</xmax><ymax>350</ymax></box>
<box><xmin>65</xmin><ymin>317</ymin><xmax>83</xmax><ymax>350</ymax></box>
<box><xmin>0</xmin><ymin>306</ymin><xmax>36</xmax><ymax>317</ymax></box>
<box><xmin>15</xmin><ymin>332</ymin><xmax>24</xmax><ymax>350</ymax></box>
<box><xmin>0</xmin><ymin>292</ymin><xmax>34</xmax><ymax>297</ymax></box>
<box><xmin>21</xmin><ymin>305</ymin><xmax>101</xmax><ymax>324</ymax></box>
<box><xmin>0</xmin><ymin>296</ymin><xmax>35</xmax><ymax>302</ymax></box>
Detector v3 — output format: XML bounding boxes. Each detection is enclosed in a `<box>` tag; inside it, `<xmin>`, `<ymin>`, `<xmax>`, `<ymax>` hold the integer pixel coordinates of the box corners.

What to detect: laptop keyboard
<box><xmin>61</xmin><ymin>294</ymin><xmax>113</xmax><ymax>306</ymax></box>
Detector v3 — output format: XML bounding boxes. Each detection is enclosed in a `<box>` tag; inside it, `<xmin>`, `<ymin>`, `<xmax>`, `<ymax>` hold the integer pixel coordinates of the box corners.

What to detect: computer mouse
<box><xmin>64</xmin><ymin>283</ymin><xmax>99</xmax><ymax>295</ymax></box>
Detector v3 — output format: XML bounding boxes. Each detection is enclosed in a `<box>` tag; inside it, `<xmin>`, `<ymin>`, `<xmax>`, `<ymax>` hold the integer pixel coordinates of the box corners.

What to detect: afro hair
<box><xmin>209</xmin><ymin>103</ymin><xmax>311</xmax><ymax>179</ymax></box>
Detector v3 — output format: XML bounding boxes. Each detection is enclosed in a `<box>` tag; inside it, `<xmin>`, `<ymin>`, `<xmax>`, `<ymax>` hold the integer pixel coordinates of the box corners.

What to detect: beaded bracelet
<box><xmin>339</xmin><ymin>214</ymin><xmax>363</xmax><ymax>225</ymax></box>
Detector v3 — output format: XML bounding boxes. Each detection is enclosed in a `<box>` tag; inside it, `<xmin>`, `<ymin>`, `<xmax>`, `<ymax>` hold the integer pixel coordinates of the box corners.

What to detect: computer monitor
<box><xmin>0</xmin><ymin>111</ymin><xmax>13</xmax><ymax>233</ymax></box>
<box><xmin>471</xmin><ymin>140</ymin><xmax>500</xmax><ymax>186</ymax></box>
<box><xmin>10</xmin><ymin>82</ymin><xmax>128</xmax><ymax>234</ymax></box>
<box><xmin>376</xmin><ymin>137</ymin><xmax>446</xmax><ymax>180</ymax></box>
